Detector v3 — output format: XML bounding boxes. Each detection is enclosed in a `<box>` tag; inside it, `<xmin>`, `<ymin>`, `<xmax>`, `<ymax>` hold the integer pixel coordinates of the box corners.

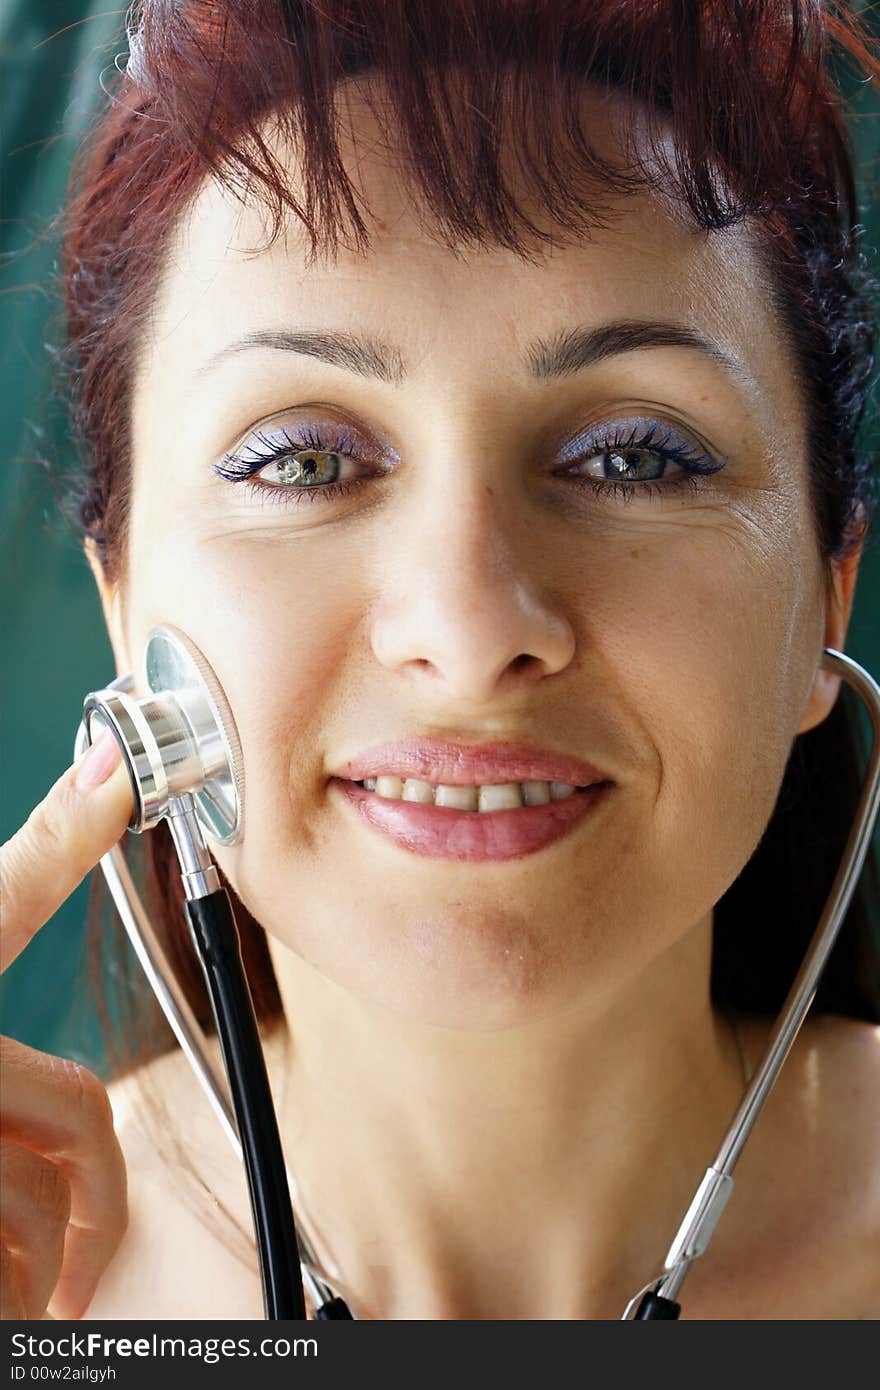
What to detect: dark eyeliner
<box><xmin>556</xmin><ymin>416</ymin><xmax>727</xmax><ymax>505</ymax></box>
<box><xmin>213</xmin><ymin>415</ymin><xmax>728</xmax><ymax>507</ymax></box>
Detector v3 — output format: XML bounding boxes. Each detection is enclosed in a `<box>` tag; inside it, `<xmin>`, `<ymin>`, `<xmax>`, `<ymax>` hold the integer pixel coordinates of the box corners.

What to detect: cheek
<box><xmin>593</xmin><ymin>508</ymin><xmax>820</xmax><ymax>912</ymax></box>
<box><xmin>121</xmin><ymin>525</ymin><xmax>363</xmax><ymax>853</ymax></box>
<box><xmin>120</xmin><ymin>480</ymin><xmax>822</xmax><ymax>1023</ymax></box>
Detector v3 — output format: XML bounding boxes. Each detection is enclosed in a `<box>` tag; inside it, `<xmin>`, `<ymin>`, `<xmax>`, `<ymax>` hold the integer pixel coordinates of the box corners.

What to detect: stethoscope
<box><xmin>73</xmin><ymin>627</ymin><xmax>880</xmax><ymax>1320</ymax></box>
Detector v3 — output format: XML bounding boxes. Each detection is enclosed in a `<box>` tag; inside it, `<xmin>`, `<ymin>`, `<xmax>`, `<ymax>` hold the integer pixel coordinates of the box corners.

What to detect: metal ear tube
<box><xmin>625</xmin><ymin>647</ymin><xmax>880</xmax><ymax>1319</ymax></box>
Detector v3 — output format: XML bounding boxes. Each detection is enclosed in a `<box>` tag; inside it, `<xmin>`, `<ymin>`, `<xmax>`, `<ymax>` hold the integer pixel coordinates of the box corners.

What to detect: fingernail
<box><xmin>75</xmin><ymin>726</ymin><xmax>123</xmax><ymax>790</ymax></box>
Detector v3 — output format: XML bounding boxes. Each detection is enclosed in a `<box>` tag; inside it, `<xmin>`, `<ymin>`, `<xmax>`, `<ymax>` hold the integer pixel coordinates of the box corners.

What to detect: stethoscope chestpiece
<box><xmin>78</xmin><ymin>625</ymin><xmax>244</xmax><ymax>845</ymax></box>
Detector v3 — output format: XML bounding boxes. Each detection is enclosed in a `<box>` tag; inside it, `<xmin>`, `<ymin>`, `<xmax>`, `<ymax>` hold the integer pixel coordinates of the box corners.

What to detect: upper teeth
<box><xmin>359</xmin><ymin>776</ymin><xmax>584</xmax><ymax>810</ymax></box>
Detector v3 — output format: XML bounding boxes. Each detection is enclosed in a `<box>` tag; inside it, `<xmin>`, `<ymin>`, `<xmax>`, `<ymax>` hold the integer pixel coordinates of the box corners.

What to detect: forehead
<box><xmin>137</xmin><ymin>79</ymin><xmax>797</xmax><ymax>428</ymax></box>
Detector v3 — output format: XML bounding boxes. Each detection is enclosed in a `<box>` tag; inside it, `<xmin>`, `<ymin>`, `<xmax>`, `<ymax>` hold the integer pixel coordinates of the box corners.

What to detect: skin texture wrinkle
<box><xmin>83</xmin><ymin>80</ymin><xmax>877</xmax><ymax>1319</ymax></box>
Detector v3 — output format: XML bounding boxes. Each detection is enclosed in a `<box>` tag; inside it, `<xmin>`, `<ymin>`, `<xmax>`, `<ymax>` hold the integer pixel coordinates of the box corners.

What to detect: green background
<box><xmin>1</xmin><ymin>3</ymin><xmax>878</xmax><ymax>1075</ymax></box>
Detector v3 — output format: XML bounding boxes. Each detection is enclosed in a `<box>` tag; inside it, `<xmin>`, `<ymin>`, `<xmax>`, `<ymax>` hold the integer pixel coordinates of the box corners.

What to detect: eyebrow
<box><xmin>194</xmin><ymin>319</ymin><xmax>753</xmax><ymax>389</ymax></box>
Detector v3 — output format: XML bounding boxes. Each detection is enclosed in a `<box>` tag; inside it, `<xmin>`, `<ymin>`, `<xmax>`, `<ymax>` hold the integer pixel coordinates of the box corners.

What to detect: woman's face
<box><xmin>103</xmin><ymin>85</ymin><xmax>851</xmax><ymax>1027</ymax></box>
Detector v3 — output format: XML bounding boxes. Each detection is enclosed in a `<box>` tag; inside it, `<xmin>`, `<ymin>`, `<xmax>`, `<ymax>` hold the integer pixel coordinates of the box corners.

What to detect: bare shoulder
<box><xmin>799</xmin><ymin>1015</ymin><xmax>880</xmax><ymax>1216</ymax></box>
<box><xmin>747</xmin><ymin>1011</ymin><xmax>880</xmax><ymax>1151</ymax></box>
<box><xmin>731</xmin><ymin>1012</ymin><xmax>880</xmax><ymax>1317</ymax></box>
<box><xmin>84</xmin><ymin>1032</ymin><xmax>285</xmax><ymax>1320</ymax></box>
<box><xmin>807</xmin><ymin>1010</ymin><xmax>880</xmax><ymax>1093</ymax></box>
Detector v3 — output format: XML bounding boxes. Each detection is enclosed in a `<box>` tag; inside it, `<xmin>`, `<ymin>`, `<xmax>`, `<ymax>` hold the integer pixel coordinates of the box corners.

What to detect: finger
<box><xmin>0</xmin><ymin>1140</ymin><xmax>70</xmax><ymax>1319</ymax></box>
<box><xmin>0</xmin><ymin>728</ymin><xmax>132</xmax><ymax>974</ymax></box>
<box><xmin>0</xmin><ymin>1244</ymin><xmax>26</xmax><ymax>1321</ymax></box>
<box><xmin>47</xmin><ymin>1212</ymin><xmax>128</xmax><ymax>1321</ymax></box>
<box><xmin>0</xmin><ymin>1040</ymin><xmax>128</xmax><ymax>1318</ymax></box>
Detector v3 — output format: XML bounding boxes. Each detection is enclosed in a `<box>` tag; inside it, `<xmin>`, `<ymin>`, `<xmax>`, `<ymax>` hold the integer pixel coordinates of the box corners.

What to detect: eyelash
<box><xmin>214</xmin><ymin>418</ymin><xmax>727</xmax><ymax>508</ymax></box>
<box><xmin>216</xmin><ymin>422</ymin><xmax>377</xmax><ymax>508</ymax></box>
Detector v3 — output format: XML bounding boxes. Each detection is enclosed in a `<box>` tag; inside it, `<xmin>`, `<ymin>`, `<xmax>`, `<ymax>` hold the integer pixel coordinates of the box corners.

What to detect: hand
<box><xmin>0</xmin><ymin>730</ymin><xmax>133</xmax><ymax>1319</ymax></box>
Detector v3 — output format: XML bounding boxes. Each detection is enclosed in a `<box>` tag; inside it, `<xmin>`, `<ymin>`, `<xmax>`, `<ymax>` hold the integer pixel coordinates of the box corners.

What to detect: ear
<box><xmin>84</xmin><ymin>538</ymin><xmax>133</xmax><ymax>677</ymax></box>
<box><xmin>796</xmin><ymin>521</ymin><xmax>865</xmax><ymax>735</ymax></box>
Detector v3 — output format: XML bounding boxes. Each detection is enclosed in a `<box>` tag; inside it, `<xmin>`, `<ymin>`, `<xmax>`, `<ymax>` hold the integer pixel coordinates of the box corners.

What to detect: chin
<box><xmin>293</xmin><ymin>898</ymin><xmax>608</xmax><ymax>1031</ymax></box>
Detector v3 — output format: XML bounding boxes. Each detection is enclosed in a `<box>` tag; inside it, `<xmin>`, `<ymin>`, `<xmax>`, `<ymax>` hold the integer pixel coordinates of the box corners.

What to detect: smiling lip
<box><xmin>329</xmin><ymin>739</ymin><xmax>615</xmax><ymax>861</ymax></box>
<box><xmin>331</xmin><ymin>778</ymin><xmax>613</xmax><ymax>861</ymax></box>
<box><xmin>330</xmin><ymin>739</ymin><xmax>613</xmax><ymax>788</ymax></box>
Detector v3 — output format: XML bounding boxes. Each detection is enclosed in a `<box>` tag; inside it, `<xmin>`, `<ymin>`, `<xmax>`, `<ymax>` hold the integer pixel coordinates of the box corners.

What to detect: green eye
<box><xmin>602</xmin><ymin>448</ymin><xmax>666</xmax><ymax>482</ymax></box>
<box><xmin>270</xmin><ymin>451</ymin><xmax>343</xmax><ymax>485</ymax></box>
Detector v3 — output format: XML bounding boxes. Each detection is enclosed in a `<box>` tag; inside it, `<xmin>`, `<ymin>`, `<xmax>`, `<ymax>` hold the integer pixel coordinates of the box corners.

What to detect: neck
<box><xmin>266</xmin><ymin>912</ymin><xmax>744</xmax><ymax>1319</ymax></box>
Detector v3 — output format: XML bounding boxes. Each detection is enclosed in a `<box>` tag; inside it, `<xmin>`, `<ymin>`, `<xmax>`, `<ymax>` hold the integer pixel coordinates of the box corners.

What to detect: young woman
<box><xmin>1</xmin><ymin>0</ymin><xmax>879</xmax><ymax>1321</ymax></box>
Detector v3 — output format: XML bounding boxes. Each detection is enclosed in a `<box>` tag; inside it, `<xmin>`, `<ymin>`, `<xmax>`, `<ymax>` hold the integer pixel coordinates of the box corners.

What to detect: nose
<box><xmin>369</xmin><ymin>473</ymin><xmax>576</xmax><ymax>706</ymax></box>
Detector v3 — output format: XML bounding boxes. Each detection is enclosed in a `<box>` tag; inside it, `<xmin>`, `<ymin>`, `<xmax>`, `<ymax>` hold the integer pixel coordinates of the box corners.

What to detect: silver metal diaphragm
<box><xmin>79</xmin><ymin>625</ymin><xmax>244</xmax><ymax>844</ymax></box>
